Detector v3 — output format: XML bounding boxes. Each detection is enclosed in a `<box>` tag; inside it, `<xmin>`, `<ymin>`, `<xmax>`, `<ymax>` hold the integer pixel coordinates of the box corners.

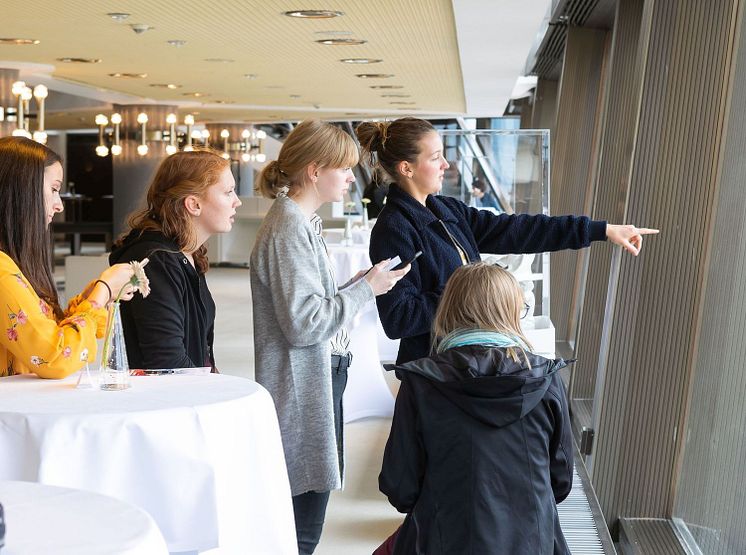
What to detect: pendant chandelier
<box><xmin>0</xmin><ymin>80</ymin><xmax>49</xmax><ymax>143</ymax></box>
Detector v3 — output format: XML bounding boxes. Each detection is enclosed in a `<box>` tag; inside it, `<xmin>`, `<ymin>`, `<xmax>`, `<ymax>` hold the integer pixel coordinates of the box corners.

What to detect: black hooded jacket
<box><xmin>379</xmin><ymin>345</ymin><xmax>573</xmax><ymax>555</ymax></box>
<box><xmin>109</xmin><ymin>230</ymin><xmax>216</xmax><ymax>370</ymax></box>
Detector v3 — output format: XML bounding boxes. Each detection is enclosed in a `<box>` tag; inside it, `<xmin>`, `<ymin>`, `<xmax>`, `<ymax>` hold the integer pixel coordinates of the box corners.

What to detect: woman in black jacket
<box><xmin>379</xmin><ymin>262</ymin><xmax>573</xmax><ymax>554</ymax></box>
<box><xmin>110</xmin><ymin>150</ymin><xmax>241</xmax><ymax>370</ymax></box>
<box><xmin>356</xmin><ymin>118</ymin><xmax>658</xmax><ymax>364</ymax></box>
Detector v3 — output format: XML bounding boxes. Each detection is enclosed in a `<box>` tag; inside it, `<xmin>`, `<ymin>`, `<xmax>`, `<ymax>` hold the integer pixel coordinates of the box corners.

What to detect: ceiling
<box><xmin>0</xmin><ymin>0</ymin><xmax>549</xmax><ymax>129</ymax></box>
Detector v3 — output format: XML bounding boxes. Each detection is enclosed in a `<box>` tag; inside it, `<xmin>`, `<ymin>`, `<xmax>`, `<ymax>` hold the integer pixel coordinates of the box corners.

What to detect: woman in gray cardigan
<box><xmin>250</xmin><ymin>120</ymin><xmax>409</xmax><ymax>555</ymax></box>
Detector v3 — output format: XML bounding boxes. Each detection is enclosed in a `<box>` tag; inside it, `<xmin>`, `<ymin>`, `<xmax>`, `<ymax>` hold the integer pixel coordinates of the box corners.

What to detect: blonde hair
<box><xmin>433</xmin><ymin>262</ymin><xmax>532</xmax><ymax>363</ymax></box>
<box><xmin>256</xmin><ymin>120</ymin><xmax>360</xmax><ymax>198</ymax></box>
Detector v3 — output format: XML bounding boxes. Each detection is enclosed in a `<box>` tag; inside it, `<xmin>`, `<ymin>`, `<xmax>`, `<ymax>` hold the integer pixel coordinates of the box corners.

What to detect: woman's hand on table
<box><xmin>606</xmin><ymin>224</ymin><xmax>659</xmax><ymax>256</ymax></box>
<box><xmin>365</xmin><ymin>259</ymin><xmax>410</xmax><ymax>296</ymax></box>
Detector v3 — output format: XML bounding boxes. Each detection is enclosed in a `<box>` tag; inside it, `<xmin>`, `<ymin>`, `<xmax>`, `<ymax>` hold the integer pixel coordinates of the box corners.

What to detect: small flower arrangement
<box><xmin>96</xmin><ymin>259</ymin><xmax>151</xmax><ymax>391</ymax></box>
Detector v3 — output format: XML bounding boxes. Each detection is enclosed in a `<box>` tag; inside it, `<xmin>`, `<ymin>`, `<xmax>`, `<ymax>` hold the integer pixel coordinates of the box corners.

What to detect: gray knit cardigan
<box><xmin>250</xmin><ymin>196</ymin><xmax>374</xmax><ymax>496</ymax></box>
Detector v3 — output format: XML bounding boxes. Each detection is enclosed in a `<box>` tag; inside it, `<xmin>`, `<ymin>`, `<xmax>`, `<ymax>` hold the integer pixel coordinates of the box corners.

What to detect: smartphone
<box><xmin>390</xmin><ymin>251</ymin><xmax>422</xmax><ymax>271</ymax></box>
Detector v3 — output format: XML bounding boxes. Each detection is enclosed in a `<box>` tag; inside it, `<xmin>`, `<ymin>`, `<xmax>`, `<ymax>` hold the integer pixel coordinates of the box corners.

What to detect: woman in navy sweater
<box><xmin>357</xmin><ymin>118</ymin><xmax>658</xmax><ymax>364</ymax></box>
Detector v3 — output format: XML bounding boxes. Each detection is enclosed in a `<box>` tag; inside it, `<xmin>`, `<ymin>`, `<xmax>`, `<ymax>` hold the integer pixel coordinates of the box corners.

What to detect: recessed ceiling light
<box><xmin>396</xmin><ymin>107</ymin><xmax>419</xmax><ymax>111</ymax></box>
<box><xmin>129</xmin><ymin>23</ymin><xmax>154</xmax><ymax>35</ymax></box>
<box><xmin>290</xmin><ymin>94</ymin><xmax>301</xmax><ymax>99</ymax></box>
<box><xmin>369</xmin><ymin>85</ymin><xmax>404</xmax><ymax>89</ymax></box>
<box><xmin>149</xmin><ymin>83</ymin><xmax>182</xmax><ymax>89</ymax></box>
<box><xmin>214</xmin><ymin>100</ymin><xmax>234</xmax><ymax>104</ymax></box>
<box><xmin>182</xmin><ymin>92</ymin><xmax>209</xmax><ymax>97</ymax></box>
<box><xmin>244</xmin><ymin>73</ymin><xmax>258</xmax><ymax>79</ymax></box>
<box><xmin>109</xmin><ymin>72</ymin><xmax>148</xmax><ymax>78</ymax></box>
<box><xmin>356</xmin><ymin>74</ymin><xmax>394</xmax><ymax>79</ymax></box>
<box><xmin>107</xmin><ymin>12</ymin><xmax>130</xmax><ymax>22</ymax></box>
<box><xmin>284</xmin><ymin>10</ymin><xmax>344</xmax><ymax>18</ymax></box>
<box><xmin>57</xmin><ymin>57</ymin><xmax>102</xmax><ymax>64</ymax></box>
<box><xmin>0</xmin><ymin>38</ymin><xmax>40</xmax><ymax>45</ymax></box>
<box><xmin>389</xmin><ymin>101</ymin><xmax>416</xmax><ymax>105</ymax></box>
<box><xmin>381</xmin><ymin>94</ymin><xmax>411</xmax><ymax>98</ymax></box>
<box><xmin>315</xmin><ymin>38</ymin><xmax>367</xmax><ymax>46</ymax></box>
<box><xmin>204</xmin><ymin>58</ymin><xmax>235</xmax><ymax>63</ymax></box>
<box><xmin>340</xmin><ymin>58</ymin><xmax>382</xmax><ymax>64</ymax></box>
<box><xmin>167</xmin><ymin>39</ymin><xmax>187</xmax><ymax>47</ymax></box>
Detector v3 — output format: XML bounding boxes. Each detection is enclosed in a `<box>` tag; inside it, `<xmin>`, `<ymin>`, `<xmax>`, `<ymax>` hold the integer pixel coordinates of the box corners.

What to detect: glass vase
<box><xmin>99</xmin><ymin>301</ymin><xmax>130</xmax><ymax>391</ymax></box>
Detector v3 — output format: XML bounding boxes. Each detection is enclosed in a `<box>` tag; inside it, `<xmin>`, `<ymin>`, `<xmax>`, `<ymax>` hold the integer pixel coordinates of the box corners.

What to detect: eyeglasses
<box><xmin>520</xmin><ymin>302</ymin><xmax>531</xmax><ymax>319</ymax></box>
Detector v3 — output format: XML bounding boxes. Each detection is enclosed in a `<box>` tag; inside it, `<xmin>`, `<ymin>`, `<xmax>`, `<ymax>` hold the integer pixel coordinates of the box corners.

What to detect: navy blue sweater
<box><xmin>369</xmin><ymin>185</ymin><xmax>607</xmax><ymax>364</ymax></box>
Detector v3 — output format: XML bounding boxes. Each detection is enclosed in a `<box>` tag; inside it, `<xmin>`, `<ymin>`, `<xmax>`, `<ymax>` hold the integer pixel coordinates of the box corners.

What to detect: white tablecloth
<box><xmin>327</xmin><ymin>244</ymin><xmax>396</xmax><ymax>422</ymax></box>
<box><xmin>0</xmin><ymin>480</ymin><xmax>168</xmax><ymax>555</ymax></box>
<box><xmin>0</xmin><ymin>374</ymin><xmax>297</xmax><ymax>555</ymax></box>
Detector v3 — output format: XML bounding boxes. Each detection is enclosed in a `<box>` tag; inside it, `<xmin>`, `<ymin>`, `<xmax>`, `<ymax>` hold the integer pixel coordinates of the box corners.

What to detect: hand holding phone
<box><xmin>390</xmin><ymin>251</ymin><xmax>422</xmax><ymax>271</ymax></box>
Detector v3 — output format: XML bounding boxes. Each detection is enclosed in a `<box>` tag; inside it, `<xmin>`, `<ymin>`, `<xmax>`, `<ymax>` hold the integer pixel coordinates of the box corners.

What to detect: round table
<box><xmin>0</xmin><ymin>480</ymin><xmax>168</xmax><ymax>554</ymax></box>
<box><xmin>0</xmin><ymin>373</ymin><xmax>298</xmax><ymax>554</ymax></box>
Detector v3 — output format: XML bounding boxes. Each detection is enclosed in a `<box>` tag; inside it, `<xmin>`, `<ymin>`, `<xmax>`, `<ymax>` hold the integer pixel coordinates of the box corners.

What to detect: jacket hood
<box><xmin>393</xmin><ymin>345</ymin><xmax>570</xmax><ymax>428</ymax></box>
<box><xmin>109</xmin><ymin>229</ymin><xmax>179</xmax><ymax>265</ymax></box>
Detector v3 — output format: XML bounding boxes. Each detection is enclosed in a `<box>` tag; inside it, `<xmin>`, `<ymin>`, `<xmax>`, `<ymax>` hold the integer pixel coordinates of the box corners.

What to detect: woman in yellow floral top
<box><xmin>0</xmin><ymin>137</ymin><xmax>137</xmax><ymax>379</ymax></box>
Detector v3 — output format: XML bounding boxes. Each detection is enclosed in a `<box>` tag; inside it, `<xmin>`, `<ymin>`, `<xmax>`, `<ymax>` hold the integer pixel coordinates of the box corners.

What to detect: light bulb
<box><xmin>95</xmin><ymin>114</ymin><xmax>108</xmax><ymax>126</ymax></box>
<box><xmin>137</xmin><ymin>144</ymin><xmax>149</xmax><ymax>156</ymax></box>
<box><xmin>110</xmin><ymin>113</ymin><xmax>122</xmax><ymax>124</ymax></box>
<box><xmin>183</xmin><ymin>145</ymin><xmax>194</xmax><ymax>152</ymax></box>
<box><xmin>11</xmin><ymin>129</ymin><xmax>32</xmax><ymax>138</ymax></box>
<box><xmin>220</xmin><ymin>129</ymin><xmax>230</xmax><ymax>138</ymax></box>
<box><xmin>201</xmin><ymin>129</ymin><xmax>210</xmax><ymax>139</ymax></box>
<box><xmin>166</xmin><ymin>113</ymin><xmax>177</xmax><ymax>124</ymax></box>
<box><xmin>256</xmin><ymin>130</ymin><xmax>267</xmax><ymax>139</ymax></box>
<box><xmin>111</xmin><ymin>144</ymin><xmax>122</xmax><ymax>156</ymax></box>
<box><xmin>137</xmin><ymin>112</ymin><xmax>148</xmax><ymax>124</ymax></box>
<box><xmin>21</xmin><ymin>87</ymin><xmax>33</xmax><ymax>101</ymax></box>
<box><xmin>241</xmin><ymin>153</ymin><xmax>251</xmax><ymax>162</ymax></box>
<box><xmin>33</xmin><ymin>131</ymin><xmax>48</xmax><ymax>144</ymax></box>
<box><xmin>33</xmin><ymin>85</ymin><xmax>48</xmax><ymax>99</ymax></box>
<box><xmin>96</xmin><ymin>145</ymin><xmax>109</xmax><ymax>157</ymax></box>
<box><xmin>166</xmin><ymin>144</ymin><xmax>177</xmax><ymax>155</ymax></box>
<box><xmin>191</xmin><ymin>130</ymin><xmax>202</xmax><ymax>139</ymax></box>
<box><xmin>255</xmin><ymin>153</ymin><xmax>267</xmax><ymax>163</ymax></box>
<box><xmin>184</xmin><ymin>114</ymin><xmax>194</xmax><ymax>125</ymax></box>
<box><xmin>241</xmin><ymin>129</ymin><xmax>250</xmax><ymax>139</ymax></box>
<box><xmin>221</xmin><ymin>152</ymin><xmax>230</xmax><ymax>160</ymax></box>
<box><xmin>11</xmin><ymin>81</ymin><xmax>26</xmax><ymax>96</ymax></box>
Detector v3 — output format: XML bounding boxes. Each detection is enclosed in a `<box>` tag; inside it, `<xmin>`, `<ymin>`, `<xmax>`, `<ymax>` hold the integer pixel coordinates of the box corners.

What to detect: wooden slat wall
<box><xmin>550</xmin><ymin>26</ymin><xmax>609</xmax><ymax>341</ymax></box>
<box><xmin>571</xmin><ymin>0</ymin><xmax>644</xmax><ymax>404</ymax></box>
<box><xmin>672</xmin><ymin>1</ymin><xmax>746</xmax><ymax>552</ymax></box>
<box><xmin>530</xmin><ymin>78</ymin><xmax>559</xmax><ymax>131</ymax></box>
<box><xmin>589</xmin><ymin>0</ymin><xmax>740</xmax><ymax>532</ymax></box>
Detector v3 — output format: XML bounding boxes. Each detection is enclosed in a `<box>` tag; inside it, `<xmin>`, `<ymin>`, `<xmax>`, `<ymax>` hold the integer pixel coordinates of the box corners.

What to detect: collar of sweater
<box><xmin>386</xmin><ymin>184</ymin><xmax>459</xmax><ymax>230</ymax></box>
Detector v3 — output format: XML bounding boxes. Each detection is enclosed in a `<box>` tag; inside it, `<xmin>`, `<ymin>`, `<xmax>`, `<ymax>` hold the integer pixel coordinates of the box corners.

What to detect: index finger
<box><xmin>636</xmin><ymin>228</ymin><xmax>659</xmax><ymax>235</ymax></box>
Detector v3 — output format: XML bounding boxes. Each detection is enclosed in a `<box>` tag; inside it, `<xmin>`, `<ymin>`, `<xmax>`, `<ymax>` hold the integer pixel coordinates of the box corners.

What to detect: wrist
<box><xmin>92</xmin><ymin>279</ymin><xmax>112</xmax><ymax>306</ymax></box>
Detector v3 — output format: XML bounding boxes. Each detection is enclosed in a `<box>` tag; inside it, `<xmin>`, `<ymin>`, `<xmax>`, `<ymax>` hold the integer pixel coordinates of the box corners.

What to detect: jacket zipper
<box><xmin>439</xmin><ymin>220</ymin><xmax>469</xmax><ymax>266</ymax></box>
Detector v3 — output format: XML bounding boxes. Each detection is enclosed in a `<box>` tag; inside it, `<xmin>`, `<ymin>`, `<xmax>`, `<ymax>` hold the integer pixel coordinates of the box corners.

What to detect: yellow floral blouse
<box><xmin>0</xmin><ymin>251</ymin><xmax>108</xmax><ymax>379</ymax></box>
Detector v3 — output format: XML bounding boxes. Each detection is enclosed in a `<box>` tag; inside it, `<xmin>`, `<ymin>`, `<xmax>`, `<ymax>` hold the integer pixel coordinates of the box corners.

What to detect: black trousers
<box><xmin>292</xmin><ymin>353</ymin><xmax>351</xmax><ymax>555</ymax></box>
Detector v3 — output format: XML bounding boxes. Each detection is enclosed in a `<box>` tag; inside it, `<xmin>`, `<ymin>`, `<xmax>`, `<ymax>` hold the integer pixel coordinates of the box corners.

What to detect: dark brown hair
<box><xmin>0</xmin><ymin>137</ymin><xmax>64</xmax><ymax>319</ymax></box>
<box><xmin>355</xmin><ymin>117</ymin><xmax>436</xmax><ymax>184</ymax></box>
<box><xmin>256</xmin><ymin>119</ymin><xmax>359</xmax><ymax>199</ymax></box>
<box><xmin>120</xmin><ymin>149</ymin><xmax>229</xmax><ymax>274</ymax></box>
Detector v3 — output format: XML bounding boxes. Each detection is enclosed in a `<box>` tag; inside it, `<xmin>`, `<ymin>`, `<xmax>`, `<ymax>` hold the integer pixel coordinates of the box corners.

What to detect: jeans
<box><xmin>291</xmin><ymin>353</ymin><xmax>350</xmax><ymax>555</ymax></box>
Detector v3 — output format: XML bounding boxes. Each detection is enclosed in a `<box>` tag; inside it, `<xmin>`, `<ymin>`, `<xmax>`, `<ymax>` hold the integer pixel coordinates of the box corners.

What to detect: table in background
<box><xmin>0</xmin><ymin>480</ymin><xmax>168</xmax><ymax>555</ymax></box>
<box><xmin>0</xmin><ymin>374</ymin><xmax>297</xmax><ymax>554</ymax></box>
<box><xmin>326</xmin><ymin>244</ymin><xmax>397</xmax><ymax>422</ymax></box>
